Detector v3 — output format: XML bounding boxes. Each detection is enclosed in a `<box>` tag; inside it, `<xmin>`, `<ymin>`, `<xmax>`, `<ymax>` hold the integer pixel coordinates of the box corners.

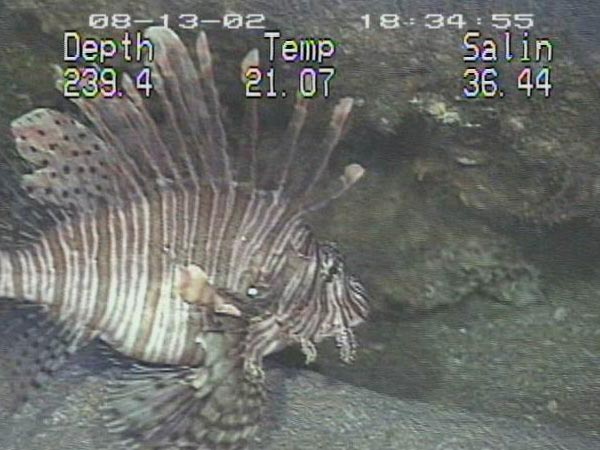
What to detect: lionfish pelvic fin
<box><xmin>103</xmin><ymin>350</ymin><xmax>265</xmax><ymax>449</ymax></box>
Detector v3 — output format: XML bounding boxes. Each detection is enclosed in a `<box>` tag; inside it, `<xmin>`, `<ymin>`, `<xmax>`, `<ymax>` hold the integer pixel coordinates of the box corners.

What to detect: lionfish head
<box><xmin>264</xmin><ymin>226</ymin><xmax>369</xmax><ymax>364</ymax></box>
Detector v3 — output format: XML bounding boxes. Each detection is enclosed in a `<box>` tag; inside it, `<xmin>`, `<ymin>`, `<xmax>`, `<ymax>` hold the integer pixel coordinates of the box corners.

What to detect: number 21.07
<box><xmin>245</xmin><ymin>66</ymin><xmax>336</xmax><ymax>98</ymax></box>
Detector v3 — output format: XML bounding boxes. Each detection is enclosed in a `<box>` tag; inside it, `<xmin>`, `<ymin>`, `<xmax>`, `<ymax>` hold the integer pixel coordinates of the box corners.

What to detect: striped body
<box><xmin>0</xmin><ymin>183</ymin><xmax>307</xmax><ymax>365</ymax></box>
<box><xmin>1</xmin><ymin>27</ymin><xmax>370</xmax><ymax>449</ymax></box>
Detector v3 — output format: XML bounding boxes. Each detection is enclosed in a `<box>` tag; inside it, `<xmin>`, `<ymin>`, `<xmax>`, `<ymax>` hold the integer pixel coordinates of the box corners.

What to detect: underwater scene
<box><xmin>0</xmin><ymin>0</ymin><xmax>599</xmax><ymax>449</ymax></box>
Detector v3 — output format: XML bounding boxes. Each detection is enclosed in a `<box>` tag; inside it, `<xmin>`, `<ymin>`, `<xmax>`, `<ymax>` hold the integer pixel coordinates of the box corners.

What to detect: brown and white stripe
<box><xmin>0</xmin><ymin>182</ymin><xmax>318</xmax><ymax>364</ymax></box>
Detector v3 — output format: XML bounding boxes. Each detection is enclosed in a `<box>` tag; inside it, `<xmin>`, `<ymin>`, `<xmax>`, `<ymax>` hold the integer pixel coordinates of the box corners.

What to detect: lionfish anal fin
<box><xmin>103</xmin><ymin>358</ymin><xmax>265</xmax><ymax>449</ymax></box>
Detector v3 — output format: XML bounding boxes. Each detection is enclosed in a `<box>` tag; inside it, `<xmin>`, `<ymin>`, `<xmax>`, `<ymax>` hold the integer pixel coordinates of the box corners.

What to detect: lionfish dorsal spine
<box><xmin>240</xmin><ymin>48</ymin><xmax>260</xmax><ymax>186</ymax></box>
<box><xmin>299</xmin><ymin>97</ymin><xmax>354</xmax><ymax>197</ymax></box>
<box><xmin>276</xmin><ymin>97</ymin><xmax>309</xmax><ymax>192</ymax></box>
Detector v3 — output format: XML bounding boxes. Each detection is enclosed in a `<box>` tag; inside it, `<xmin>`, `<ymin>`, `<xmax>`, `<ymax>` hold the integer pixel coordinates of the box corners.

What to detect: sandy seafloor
<box><xmin>0</xmin><ymin>337</ymin><xmax>598</xmax><ymax>450</ymax></box>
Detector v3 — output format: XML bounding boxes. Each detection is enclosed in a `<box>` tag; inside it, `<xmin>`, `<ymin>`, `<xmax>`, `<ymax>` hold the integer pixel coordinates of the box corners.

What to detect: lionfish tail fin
<box><xmin>0</xmin><ymin>302</ymin><xmax>90</xmax><ymax>414</ymax></box>
<box><xmin>0</xmin><ymin>160</ymin><xmax>52</xmax><ymax>249</ymax></box>
<box><xmin>103</xmin><ymin>359</ymin><xmax>266</xmax><ymax>449</ymax></box>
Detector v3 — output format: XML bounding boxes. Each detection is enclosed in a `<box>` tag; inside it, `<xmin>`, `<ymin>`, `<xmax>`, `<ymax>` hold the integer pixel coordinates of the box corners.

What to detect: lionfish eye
<box><xmin>323</xmin><ymin>265</ymin><xmax>339</xmax><ymax>282</ymax></box>
<box><xmin>318</xmin><ymin>243</ymin><xmax>344</xmax><ymax>282</ymax></box>
<box><xmin>246</xmin><ymin>286</ymin><xmax>259</xmax><ymax>299</ymax></box>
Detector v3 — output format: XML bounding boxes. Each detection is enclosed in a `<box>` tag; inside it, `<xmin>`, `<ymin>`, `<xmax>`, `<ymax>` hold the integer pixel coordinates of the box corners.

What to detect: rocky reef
<box><xmin>408</xmin><ymin>236</ymin><xmax>544</xmax><ymax>309</ymax></box>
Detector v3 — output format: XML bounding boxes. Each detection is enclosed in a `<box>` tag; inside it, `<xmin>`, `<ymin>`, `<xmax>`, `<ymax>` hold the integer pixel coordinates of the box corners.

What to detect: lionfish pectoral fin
<box><xmin>0</xmin><ymin>301</ymin><xmax>90</xmax><ymax>413</ymax></box>
<box><xmin>103</xmin><ymin>360</ymin><xmax>266</xmax><ymax>449</ymax></box>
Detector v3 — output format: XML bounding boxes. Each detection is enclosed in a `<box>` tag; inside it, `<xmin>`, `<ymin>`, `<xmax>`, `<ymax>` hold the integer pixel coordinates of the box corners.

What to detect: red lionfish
<box><xmin>0</xmin><ymin>27</ymin><xmax>369</xmax><ymax>449</ymax></box>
